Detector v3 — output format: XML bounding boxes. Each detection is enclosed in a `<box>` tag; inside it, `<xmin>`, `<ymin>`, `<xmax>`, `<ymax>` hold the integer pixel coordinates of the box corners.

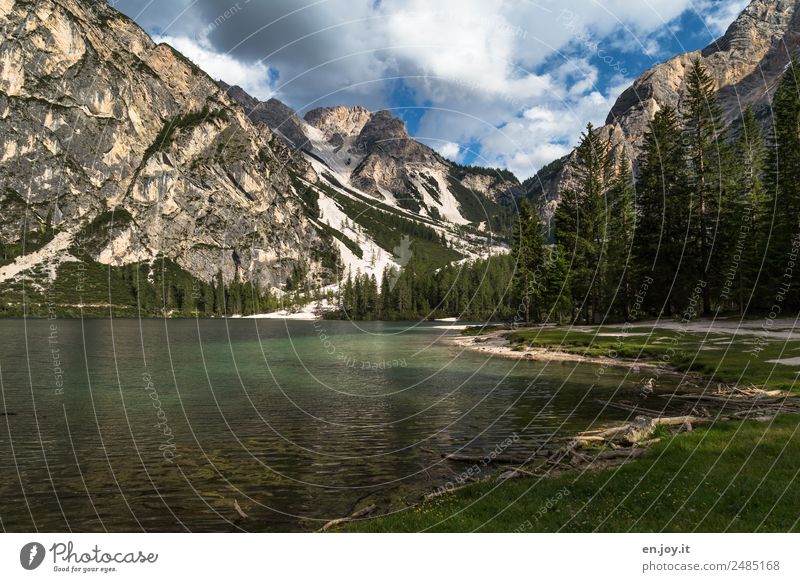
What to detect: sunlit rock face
<box><xmin>0</xmin><ymin>0</ymin><xmax>331</xmax><ymax>288</ymax></box>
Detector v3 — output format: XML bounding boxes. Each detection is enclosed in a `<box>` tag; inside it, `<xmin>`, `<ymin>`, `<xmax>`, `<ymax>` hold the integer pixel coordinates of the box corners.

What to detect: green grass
<box><xmin>345</xmin><ymin>414</ymin><xmax>800</xmax><ymax>532</ymax></box>
<box><xmin>506</xmin><ymin>325</ymin><xmax>800</xmax><ymax>392</ymax></box>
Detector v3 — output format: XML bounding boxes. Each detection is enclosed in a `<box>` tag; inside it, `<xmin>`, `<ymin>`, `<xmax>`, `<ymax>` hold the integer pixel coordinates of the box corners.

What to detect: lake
<box><xmin>0</xmin><ymin>318</ymin><xmax>670</xmax><ymax>532</ymax></box>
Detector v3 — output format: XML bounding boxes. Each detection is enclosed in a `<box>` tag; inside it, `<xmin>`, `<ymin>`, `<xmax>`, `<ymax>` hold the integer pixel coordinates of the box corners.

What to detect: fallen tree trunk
<box><xmin>233</xmin><ymin>499</ymin><xmax>248</xmax><ymax>520</ymax></box>
<box><xmin>318</xmin><ymin>504</ymin><xmax>376</xmax><ymax>532</ymax></box>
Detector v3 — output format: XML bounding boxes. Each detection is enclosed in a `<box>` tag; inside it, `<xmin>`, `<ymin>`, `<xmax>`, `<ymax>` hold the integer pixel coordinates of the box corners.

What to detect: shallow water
<box><xmin>0</xmin><ymin>318</ymin><xmax>674</xmax><ymax>531</ymax></box>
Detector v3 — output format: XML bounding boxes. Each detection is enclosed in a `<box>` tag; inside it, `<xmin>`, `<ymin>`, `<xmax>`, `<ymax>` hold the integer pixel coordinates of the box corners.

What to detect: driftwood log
<box><xmin>318</xmin><ymin>504</ymin><xmax>376</xmax><ymax>532</ymax></box>
<box><xmin>233</xmin><ymin>499</ymin><xmax>249</xmax><ymax>520</ymax></box>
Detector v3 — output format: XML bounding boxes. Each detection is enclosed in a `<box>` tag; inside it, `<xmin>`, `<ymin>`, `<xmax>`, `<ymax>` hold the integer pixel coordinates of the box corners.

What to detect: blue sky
<box><xmin>114</xmin><ymin>0</ymin><xmax>748</xmax><ymax>179</ymax></box>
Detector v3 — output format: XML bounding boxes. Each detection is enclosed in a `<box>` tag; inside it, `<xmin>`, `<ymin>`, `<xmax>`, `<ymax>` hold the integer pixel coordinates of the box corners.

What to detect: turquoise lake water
<box><xmin>0</xmin><ymin>318</ymin><xmax>669</xmax><ymax>531</ymax></box>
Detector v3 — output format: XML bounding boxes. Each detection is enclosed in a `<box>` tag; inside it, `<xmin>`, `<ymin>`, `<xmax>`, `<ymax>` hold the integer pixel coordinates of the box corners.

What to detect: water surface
<box><xmin>0</xmin><ymin>318</ymin><xmax>671</xmax><ymax>531</ymax></box>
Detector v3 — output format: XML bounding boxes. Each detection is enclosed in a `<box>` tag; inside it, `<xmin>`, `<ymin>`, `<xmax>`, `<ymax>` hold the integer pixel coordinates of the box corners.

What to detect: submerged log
<box><xmin>593</xmin><ymin>399</ymin><xmax>668</xmax><ymax>416</ymax></box>
<box><xmin>233</xmin><ymin>499</ymin><xmax>249</xmax><ymax>520</ymax></box>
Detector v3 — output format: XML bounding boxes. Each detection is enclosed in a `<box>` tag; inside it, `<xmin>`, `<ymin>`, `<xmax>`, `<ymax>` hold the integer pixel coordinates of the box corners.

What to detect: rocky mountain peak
<box><xmin>303</xmin><ymin>104</ymin><xmax>372</xmax><ymax>143</ymax></box>
<box><xmin>354</xmin><ymin>109</ymin><xmax>429</xmax><ymax>163</ymax></box>
<box><xmin>219</xmin><ymin>82</ymin><xmax>309</xmax><ymax>148</ymax></box>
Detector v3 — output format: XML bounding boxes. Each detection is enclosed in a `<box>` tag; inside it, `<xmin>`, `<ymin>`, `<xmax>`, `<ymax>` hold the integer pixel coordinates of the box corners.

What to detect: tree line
<box><xmin>511</xmin><ymin>58</ymin><xmax>800</xmax><ymax>324</ymax></box>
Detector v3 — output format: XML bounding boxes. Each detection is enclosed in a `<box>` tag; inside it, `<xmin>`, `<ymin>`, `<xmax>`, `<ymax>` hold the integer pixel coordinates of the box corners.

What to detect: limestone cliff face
<box><xmin>304</xmin><ymin>105</ymin><xmax>372</xmax><ymax>145</ymax></box>
<box><xmin>0</xmin><ymin>0</ymin><xmax>330</xmax><ymax>288</ymax></box>
<box><xmin>541</xmin><ymin>0</ymin><xmax>800</xmax><ymax>205</ymax></box>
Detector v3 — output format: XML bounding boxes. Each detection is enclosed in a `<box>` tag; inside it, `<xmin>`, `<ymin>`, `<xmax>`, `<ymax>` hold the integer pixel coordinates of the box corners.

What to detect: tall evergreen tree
<box><xmin>764</xmin><ymin>60</ymin><xmax>800</xmax><ymax>310</ymax></box>
<box><xmin>634</xmin><ymin>106</ymin><xmax>691</xmax><ymax>316</ymax></box>
<box><xmin>605</xmin><ymin>155</ymin><xmax>636</xmax><ymax>318</ymax></box>
<box><xmin>554</xmin><ymin>123</ymin><xmax>612</xmax><ymax>323</ymax></box>
<box><xmin>683</xmin><ymin>58</ymin><xmax>727</xmax><ymax>314</ymax></box>
<box><xmin>725</xmin><ymin>106</ymin><xmax>768</xmax><ymax>312</ymax></box>
<box><xmin>511</xmin><ymin>200</ymin><xmax>546</xmax><ymax>323</ymax></box>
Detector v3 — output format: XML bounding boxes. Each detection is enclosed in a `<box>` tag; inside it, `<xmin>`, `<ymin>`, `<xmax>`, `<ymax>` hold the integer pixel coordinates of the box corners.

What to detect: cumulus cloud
<box><xmin>696</xmin><ymin>0</ymin><xmax>750</xmax><ymax>37</ymax></box>
<box><xmin>435</xmin><ymin>141</ymin><xmax>463</xmax><ymax>163</ymax></box>
<box><xmin>113</xmin><ymin>0</ymin><xmax>747</xmax><ymax>179</ymax></box>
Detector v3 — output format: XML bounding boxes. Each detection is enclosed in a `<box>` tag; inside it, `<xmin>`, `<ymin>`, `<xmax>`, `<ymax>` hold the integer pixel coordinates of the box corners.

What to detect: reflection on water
<box><xmin>0</xmin><ymin>319</ymin><xmax>671</xmax><ymax>531</ymax></box>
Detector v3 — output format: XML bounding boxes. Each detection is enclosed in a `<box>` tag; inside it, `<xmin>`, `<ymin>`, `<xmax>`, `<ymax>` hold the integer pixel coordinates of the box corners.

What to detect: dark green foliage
<box><xmin>634</xmin><ymin>106</ymin><xmax>692</xmax><ymax>316</ymax></box>
<box><xmin>511</xmin><ymin>201</ymin><xmax>546</xmax><ymax>322</ymax></box>
<box><xmin>763</xmin><ymin>60</ymin><xmax>800</xmax><ymax>311</ymax></box>
<box><xmin>0</xmin><ymin>257</ymin><xmax>282</xmax><ymax>318</ymax></box>
<box><xmin>554</xmin><ymin>123</ymin><xmax>613</xmax><ymax>323</ymax></box>
<box><xmin>0</xmin><ymin>189</ymin><xmax>58</xmax><ymax>267</ymax></box>
<box><xmin>682</xmin><ymin>58</ymin><xmax>728</xmax><ymax>315</ymax></box>
<box><xmin>523</xmin><ymin>155</ymin><xmax>567</xmax><ymax>206</ymax></box>
<box><xmin>327</xmin><ymin>253</ymin><xmax>516</xmax><ymax>321</ymax></box>
<box><xmin>446</xmin><ymin>174</ymin><xmax>513</xmax><ymax>235</ymax></box>
<box><xmin>449</xmin><ymin>163</ymin><xmax>518</xmax><ymax>183</ymax></box>
<box><xmin>605</xmin><ymin>158</ymin><xmax>635</xmax><ymax>317</ymax></box>
<box><xmin>723</xmin><ymin>107</ymin><xmax>768</xmax><ymax>312</ymax></box>
<box><xmin>313</xmin><ymin>179</ymin><xmax>460</xmax><ymax>270</ymax></box>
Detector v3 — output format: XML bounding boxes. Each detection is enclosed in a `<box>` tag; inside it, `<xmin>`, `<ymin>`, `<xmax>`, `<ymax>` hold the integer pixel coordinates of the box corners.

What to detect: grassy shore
<box><xmin>343</xmin><ymin>321</ymin><xmax>800</xmax><ymax>532</ymax></box>
<box><xmin>504</xmin><ymin>323</ymin><xmax>800</xmax><ymax>392</ymax></box>
<box><xmin>346</xmin><ymin>414</ymin><xmax>800</xmax><ymax>532</ymax></box>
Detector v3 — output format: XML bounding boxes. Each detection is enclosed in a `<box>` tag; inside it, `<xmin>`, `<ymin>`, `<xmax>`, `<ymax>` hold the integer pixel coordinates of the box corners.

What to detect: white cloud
<box><xmin>153</xmin><ymin>34</ymin><xmax>275</xmax><ymax>100</ymax></box>
<box><xmin>436</xmin><ymin>141</ymin><xmax>463</xmax><ymax>162</ymax></box>
<box><xmin>696</xmin><ymin>0</ymin><xmax>750</xmax><ymax>37</ymax></box>
<box><xmin>117</xmin><ymin>0</ymin><xmax>749</xmax><ymax>180</ymax></box>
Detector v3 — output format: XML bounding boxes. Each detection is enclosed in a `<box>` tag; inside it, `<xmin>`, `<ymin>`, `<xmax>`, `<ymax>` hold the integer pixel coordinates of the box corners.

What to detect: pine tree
<box><xmin>540</xmin><ymin>245</ymin><xmax>572</xmax><ymax>323</ymax></box>
<box><xmin>605</xmin><ymin>155</ymin><xmax>636</xmax><ymax>318</ymax></box>
<box><xmin>511</xmin><ymin>200</ymin><xmax>546</xmax><ymax>323</ymax></box>
<box><xmin>727</xmin><ymin>106</ymin><xmax>767</xmax><ymax>312</ymax></box>
<box><xmin>683</xmin><ymin>58</ymin><xmax>727</xmax><ymax>314</ymax></box>
<box><xmin>764</xmin><ymin>60</ymin><xmax>800</xmax><ymax>310</ymax></box>
<box><xmin>214</xmin><ymin>270</ymin><xmax>225</xmax><ymax>316</ymax></box>
<box><xmin>554</xmin><ymin>123</ymin><xmax>612</xmax><ymax>323</ymax></box>
<box><xmin>634</xmin><ymin>106</ymin><xmax>691</xmax><ymax>316</ymax></box>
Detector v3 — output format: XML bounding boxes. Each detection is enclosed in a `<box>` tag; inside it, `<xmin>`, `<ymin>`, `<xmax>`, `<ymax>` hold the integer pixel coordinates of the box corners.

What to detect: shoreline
<box><xmin>335</xmin><ymin>325</ymin><xmax>800</xmax><ymax>531</ymax></box>
<box><xmin>446</xmin><ymin>327</ymin><xmax>663</xmax><ymax>370</ymax></box>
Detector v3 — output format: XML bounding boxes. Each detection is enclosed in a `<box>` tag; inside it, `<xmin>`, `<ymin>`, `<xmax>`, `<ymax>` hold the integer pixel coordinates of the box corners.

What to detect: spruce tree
<box><xmin>683</xmin><ymin>58</ymin><xmax>726</xmax><ymax>314</ymax></box>
<box><xmin>605</xmin><ymin>155</ymin><xmax>636</xmax><ymax>318</ymax></box>
<box><xmin>554</xmin><ymin>123</ymin><xmax>612</xmax><ymax>323</ymax></box>
<box><xmin>634</xmin><ymin>106</ymin><xmax>691</xmax><ymax>316</ymax></box>
<box><xmin>727</xmin><ymin>106</ymin><xmax>768</xmax><ymax>312</ymax></box>
<box><xmin>540</xmin><ymin>245</ymin><xmax>572</xmax><ymax>323</ymax></box>
<box><xmin>511</xmin><ymin>200</ymin><xmax>546</xmax><ymax>323</ymax></box>
<box><xmin>765</xmin><ymin>60</ymin><xmax>800</xmax><ymax>310</ymax></box>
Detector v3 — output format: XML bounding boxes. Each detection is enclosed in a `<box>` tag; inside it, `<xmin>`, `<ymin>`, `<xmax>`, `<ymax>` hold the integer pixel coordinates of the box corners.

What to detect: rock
<box><xmin>305</xmin><ymin>105</ymin><xmax>373</xmax><ymax>144</ymax></box>
<box><xmin>620</xmin><ymin>416</ymin><xmax>657</xmax><ymax>445</ymax></box>
<box><xmin>0</xmin><ymin>0</ymin><xmax>335</xmax><ymax>290</ymax></box>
